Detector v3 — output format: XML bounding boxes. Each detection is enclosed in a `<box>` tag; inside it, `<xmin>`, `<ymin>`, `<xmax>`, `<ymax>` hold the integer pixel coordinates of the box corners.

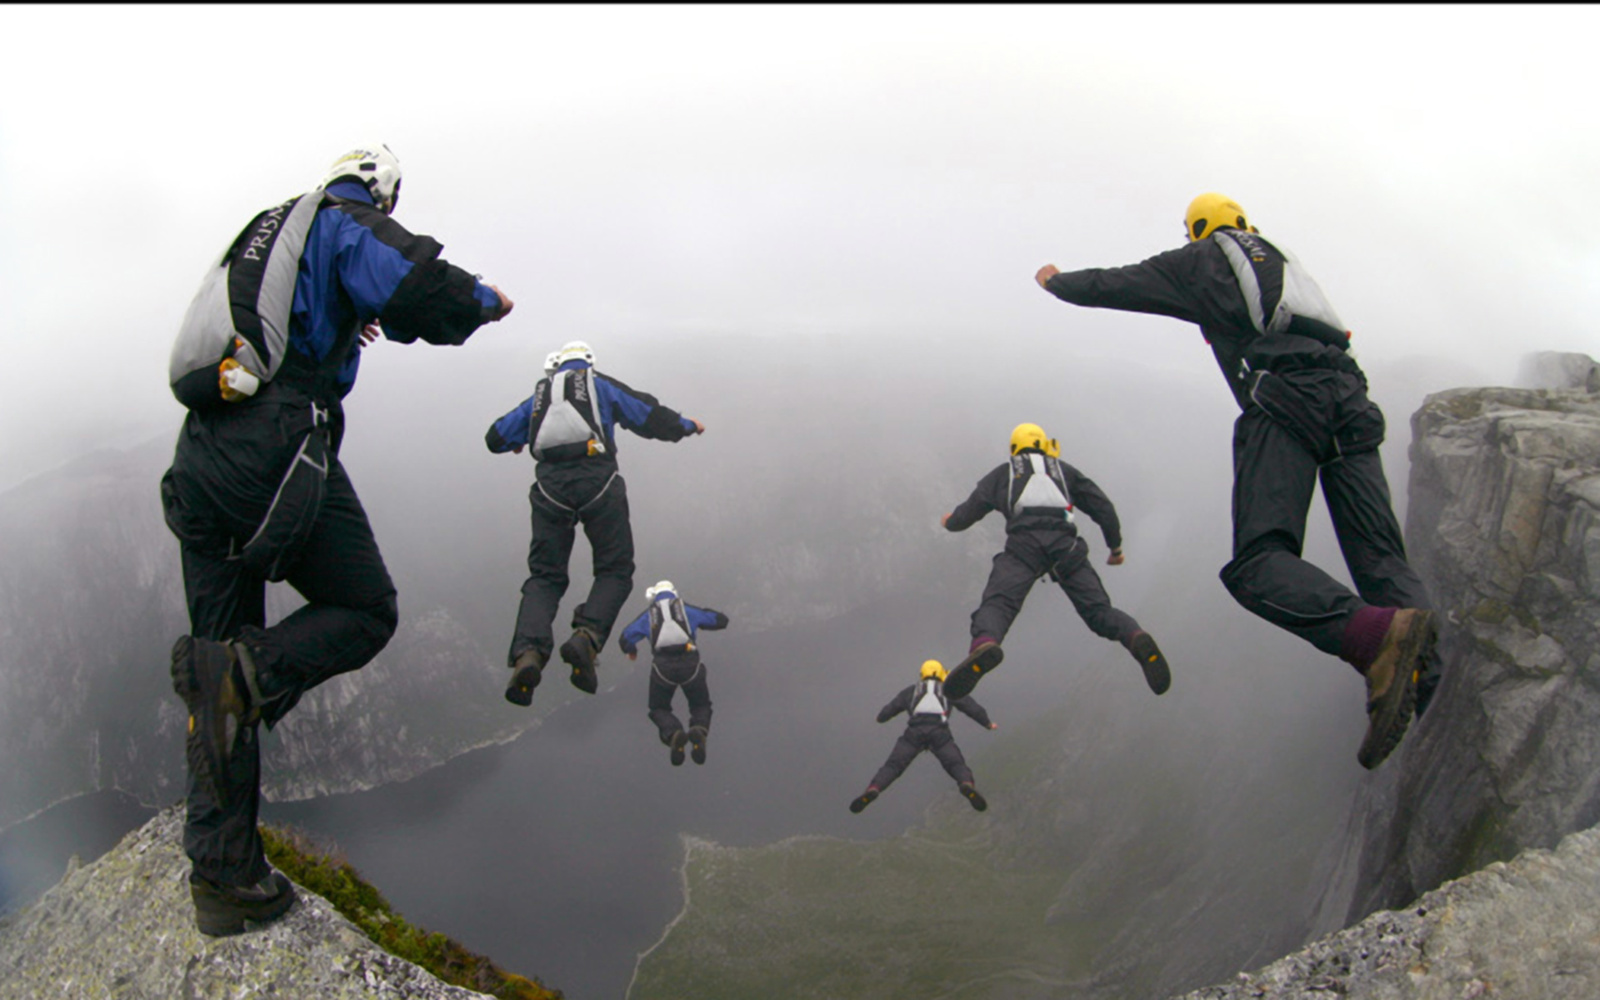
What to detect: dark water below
<box><xmin>261</xmin><ymin>599</ymin><xmax>1007</xmax><ymax>1000</ymax></box>
<box><xmin>4</xmin><ymin>598</ymin><xmax>1029</xmax><ymax>1000</ymax></box>
<box><xmin>0</xmin><ymin>790</ymin><xmax>157</xmax><ymax>917</ymax></box>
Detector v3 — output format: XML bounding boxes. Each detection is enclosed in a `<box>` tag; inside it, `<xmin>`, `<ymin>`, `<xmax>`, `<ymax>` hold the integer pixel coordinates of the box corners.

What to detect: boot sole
<box><xmin>962</xmin><ymin>786</ymin><xmax>988</xmax><ymax>812</ymax></box>
<box><xmin>170</xmin><ymin>637</ymin><xmax>237</xmax><ymax>808</ymax></box>
<box><xmin>669</xmin><ymin>731</ymin><xmax>687</xmax><ymax>766</ymax></box>
<box><xmin>505</xmin><ymin>663</ymin><xmax>542</xmax><ymax>707</ymax></box>
<box><xmin>849</xmin><ymin>790</ymin><xmax>879</xmax><ymax>814</ymax></box>
<box><xmin>1130</xmin><ymin>633</ymin><xmax>1171</xmax><ymax>695</ymax></box>
<box><xmin>1357</xmin><ymin>611</ymin><xmax>1436</xmax><ymax>769</ymax></box>
<box><xmin>943</xmin><ymin>643</ymin><xmax>1004</xmax><ymax>701</ymax></box>
<box><xmin>560</xmin><ymin>637</ymin><xmax>598</xmax><ymax>694</ymax></box>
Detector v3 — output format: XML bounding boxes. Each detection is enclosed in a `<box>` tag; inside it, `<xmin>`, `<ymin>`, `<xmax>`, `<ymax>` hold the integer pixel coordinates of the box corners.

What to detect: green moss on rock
<box><xmin>262</xmin><ymin>825</ymin><xmax>561</xmax><ymax>1000</ymax></box>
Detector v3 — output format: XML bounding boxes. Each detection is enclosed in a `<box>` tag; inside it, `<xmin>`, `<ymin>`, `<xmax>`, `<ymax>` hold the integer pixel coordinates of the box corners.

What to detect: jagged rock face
<box><xmin>1316</xmin><ymin>353</ymin><xmax>1600</xmax><ymax>925</ymax></box>
<box><xmin>1176</xmin><ymin>822</ymin><xmax>1600</xmax><ymax>1000</ymax></box>
<box><xmin>0</xmin><ymin>807</ymin><xmax>491</xmax><ymax>999</ymax></box>
<box><xmin>1518</xmin><ymin>350</ymin><xmax>1600</xmax><ymax>393</ymax></box>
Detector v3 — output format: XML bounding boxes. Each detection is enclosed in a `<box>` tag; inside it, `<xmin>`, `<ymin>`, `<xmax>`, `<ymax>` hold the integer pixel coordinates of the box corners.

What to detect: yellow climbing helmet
<box><xmin>1009</xmin><ymin>423</ymin><xmax>1060</xmax><ymax>458</ymax></box>
<box><xmin>920</xmin><ymin>660</ymin><xmax>947</xmax><ymax>682</ymax></box>
<box><xmin>1185</xmin><ymin>192</ymin><xmax>1251</xmax><ymax>243</ymax></box>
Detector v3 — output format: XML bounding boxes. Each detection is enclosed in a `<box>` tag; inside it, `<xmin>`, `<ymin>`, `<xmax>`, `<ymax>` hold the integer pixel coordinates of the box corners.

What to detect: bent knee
<box><xmin>360</xmin><ymin>591</ymin><xmax>400</xmax><ymax>651</ymax></box>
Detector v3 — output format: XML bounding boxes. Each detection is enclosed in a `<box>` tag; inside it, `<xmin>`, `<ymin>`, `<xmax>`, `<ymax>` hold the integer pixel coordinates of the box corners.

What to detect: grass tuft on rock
<box><xmin>262</xmin><ymin>824</ymin><xmax>560</xmax><ymax>1000</ymax></box>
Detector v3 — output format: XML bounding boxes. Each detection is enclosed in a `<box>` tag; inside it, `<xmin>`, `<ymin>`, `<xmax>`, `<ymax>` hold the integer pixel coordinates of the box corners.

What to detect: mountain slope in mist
<box><xmin>630</xmin><ymin>580</ymin><xmax>1359</xmax><ymax>1000</ymax></box>
<box><xmin>631</xmin><ymin>353</ymin><xmax>1600</xmax><ymax>1000</ymax></box>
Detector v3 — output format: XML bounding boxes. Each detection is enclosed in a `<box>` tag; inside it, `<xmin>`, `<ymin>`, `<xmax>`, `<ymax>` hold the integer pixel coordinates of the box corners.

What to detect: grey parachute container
<box><xmin>168</xmin><ymin>189</ymin><xmax>325</xmax><ymax>409</ymax></box>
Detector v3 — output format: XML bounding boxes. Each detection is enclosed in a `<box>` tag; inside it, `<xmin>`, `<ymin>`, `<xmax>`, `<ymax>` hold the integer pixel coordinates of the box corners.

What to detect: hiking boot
<box><xmin>1127</xmin><ymin>630</ymin><xmax>1171</xmax><ymax>695</ymax></box>
<box><xmin>849</xmin><ymin>787</ymin><xmax>880</xmax><ymax>814</ymax></box>
<box><xmin>1357</xmin><ymin>609</ymin><xmax>1436</xmax><ymax>770</ymax></box>
<box><xmin>688</xmin><ymin>726</ymin><xmax>708</xmax><ymax>765</ymax></box>
<box><xmin>170</xmin><ymin>636</ymin><xmax>252</xmax><ymax>807</ymax></box>
<box><xmin>669</xmin><ymin>730</ymin><xmax>688</xmax><ymax>766</ymax></box>
<box><xmin>959</xmin><ymin>782</ymin><xmax>988</xmax><ymax>812</ymax></box>
<box><xmin>505</xmin><ymin>649</ymin><xmax>545</xmax><ymax>707</ymax></box>
<box><xmin>190</xmin><ymin>869</ymin><xmax>295</xmax><ymax>937</ymax></box>
<box><xmin>942</xmin><ymin>640</ymin><xmax>1003</xmax><ymax>701</ymax></box>
<box><xmin>561</xmin><ymin>627</ymin><xmax>601</xmax><ymax>694</ymax></box>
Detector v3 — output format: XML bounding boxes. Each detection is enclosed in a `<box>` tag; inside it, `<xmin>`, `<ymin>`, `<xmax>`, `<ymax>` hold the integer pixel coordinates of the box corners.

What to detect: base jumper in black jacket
<box><xmin>850</xmin><ymin>663</ymin><xmax>996</xmax><ymax>814</ymax></box>
<box><xmin>1034</xmin><ymin>193</ymin><xmax>1439</xmax><ymax>769</ymax></box>
<box><xmin>942</xmin><ymin>423</ymin><xmax>1170</xmax><ymax>700</ymax></box>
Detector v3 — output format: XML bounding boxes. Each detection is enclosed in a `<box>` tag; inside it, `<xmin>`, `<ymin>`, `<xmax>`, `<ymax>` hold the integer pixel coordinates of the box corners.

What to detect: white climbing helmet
<box><xmin>322</xmin><ymin>143</ymin><xmax>402</xmax><ymax>215</ymax></box>
<box><xmin>552</xmin><ymin>341</ymin><xmax>596</xmax><ymax>369</ymax></box>
<box><xmin>645</xmin><ymin>580</ymin><xmax>677</xmax><ymax>602</ymax></box>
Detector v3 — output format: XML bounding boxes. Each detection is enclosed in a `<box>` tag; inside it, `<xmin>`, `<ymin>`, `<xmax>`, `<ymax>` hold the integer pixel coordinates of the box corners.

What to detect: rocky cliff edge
<box><xmin>1176</xmin><ymin>820</ymin><xmax>1600</xmax><ymax>1000</ymax></box>
<box><xmin>0</xmin><ymin>806</ymin><xmax>492</xmax><ymax>1000</ymax></box>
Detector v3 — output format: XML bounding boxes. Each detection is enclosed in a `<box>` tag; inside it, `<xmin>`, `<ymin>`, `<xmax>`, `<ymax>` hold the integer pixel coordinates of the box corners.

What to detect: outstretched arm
<box><xmin>877</xmin><ymin>686</ymin><xmax>913</xmax><ymax>723</ymax></box>
<box><xmin>485</xmin><ymin>396</ymin><xmax>536</xmax><ymax>454</ymax></box>
<box><xmin>1060</xmin><ymin>462</ymin><xmax>1124</xmax><ymax>554</ymax></box>
<box><xmin>944</xmin><ymin>465</ymin><xmax>1007</xmax><ymax>532</ymax></box>
<box><xmin>953</xmin><ymin>695</ymin><xmax>995</xmax><ymax>729</ymax></box>
<box><xmin>328</xmin><ymin>205</ymin><xmax>513</xmax><ymax>346</ymax></box>
<box><xmin>599</xmin><ymin>375</ymin><xmax>702</xmax><ymax>442</ymax></box>
<box><xmin>619</xmin><ymin>610</ymin><xmax>651</xmax><ymax>658</ymax></box>
<box><xmin>1035</xmin><ymin>246</ymin><xmax>1202</xmax><ymax>324</ymax></box>
<box><xmin>687</xmin><ymin>606</ymin><xmax>730</xmax><ymax>632</ymax></box>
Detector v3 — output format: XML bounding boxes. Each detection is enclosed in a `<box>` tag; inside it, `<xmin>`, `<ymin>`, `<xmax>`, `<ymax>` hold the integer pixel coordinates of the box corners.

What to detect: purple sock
<box><xmin>970</xmin><ymin>635</ymin><xmax>998</xmax><ymax>653</ymax></box>
<box><xmin>1340</xmin><ymin>606</ymin><xmax>1396</xmax><ymax>672</ymax></box>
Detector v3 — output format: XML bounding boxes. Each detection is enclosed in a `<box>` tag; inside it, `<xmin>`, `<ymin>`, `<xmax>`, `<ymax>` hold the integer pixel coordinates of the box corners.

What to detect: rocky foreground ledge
<box><xmin>0</xmin><ymin>806</ymin><xmax>491</xmax><ymax>999</ymax></box>
<box><xmin>1176</xmin><ymin>822</ymin><xmax>1600</xmax><ymax>1000</ymax></box>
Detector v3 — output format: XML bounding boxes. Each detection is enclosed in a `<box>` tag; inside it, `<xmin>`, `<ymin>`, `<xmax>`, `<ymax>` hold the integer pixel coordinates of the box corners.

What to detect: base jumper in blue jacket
<box><xmin>850</xmin><ymin>660</ymin><xmax>996</xmax><ymax>814</ymax></box>
<box><xmin>161</xmin><ymin>144</ymin><xmax>513</xmax><ymax>936</ymax></box>
<box><xmin>487</xmin><ymin>342</ymin><xmax>703</xmax><ymax>703</ymax></box>
<box><xmin>619</xmin><ymin>581</ymin><xmax>730</xmax><ymax>765</ymax></box>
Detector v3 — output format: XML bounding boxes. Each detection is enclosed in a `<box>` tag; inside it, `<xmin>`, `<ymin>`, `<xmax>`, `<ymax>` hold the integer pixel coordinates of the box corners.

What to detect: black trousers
<box><xmin>172</xmin><ymin>457</ymin><xmax>397</xmax><ymax>887</ymax></box>
<box><xmin>1219</xmin><ymin>369</ymin><xmax>1434</xmax><ymax>658</ymax></box>
<box><xmin>869</xmin><ymin>722</ymin><xmax>974</xmax><ymax>790</ymax></box>
<box><xmin>647</xmin><ymin>652</ymin><xmax>712</xmax><ymax>743</ymax></box>
<box><xmin>509</xmin><ymin>463</ymin><xmax>635</xmax><ymax>666</ymax></box>
<box><xmin>970</xmin><ymin>529</ymin><xmax>1140</xmax><ymax>645</ymax></box>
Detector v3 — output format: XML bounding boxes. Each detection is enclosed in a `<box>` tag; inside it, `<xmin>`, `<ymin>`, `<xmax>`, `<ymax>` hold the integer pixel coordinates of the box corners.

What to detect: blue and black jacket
<box><xmin>618</xmin><ymin>595</ymin><xmax>729</xmax><ymax>657</ymax></box>
<box><xmin>287</xmin><ymin>180</ymin><xmax>504</xmax><ymax>401</ymax></box>
<box><xmin>485</xmin><ymin>360</ymin><xmax>698</xmax><ymax>466</ymax></box>
<box><xmin>163</xmin><ymin>181</ymin><xmax>504</xmax><ymax>554</ymax></box>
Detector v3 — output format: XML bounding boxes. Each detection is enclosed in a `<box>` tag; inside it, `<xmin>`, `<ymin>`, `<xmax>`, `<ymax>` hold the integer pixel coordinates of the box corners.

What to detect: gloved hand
<box><xmin>218</xmin><ymin>358</ymin><xmax>261</xmax><ymax>402</ymax></box>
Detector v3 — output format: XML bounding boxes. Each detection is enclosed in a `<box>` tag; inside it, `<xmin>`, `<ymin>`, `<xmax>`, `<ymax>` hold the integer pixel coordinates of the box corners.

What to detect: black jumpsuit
<box><xmin>867</xmin><ymin>682</ymin><xmax>992</xmax><ymax>791</ymax></box>
<box><xmin>161</xmin><ymin>192</ymin><xmax>501</xmax><ymax>888</ymax></box>
<box><xmin>946</xmin><ymin>456</ymin><xmax>1141</xmax><ymax>647</ymax></box>
<box><xmin>1042</xmin><ymin>236</ymin><xmax>1437</xmax><ymax>681</ymax></box>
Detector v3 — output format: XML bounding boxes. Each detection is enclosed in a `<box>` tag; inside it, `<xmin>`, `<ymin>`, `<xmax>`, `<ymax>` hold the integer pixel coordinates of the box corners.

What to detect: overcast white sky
<box><xmin>1</xmin><ymin>4</ymin><xmax>1597</xmax><ymax>490</ymax></box>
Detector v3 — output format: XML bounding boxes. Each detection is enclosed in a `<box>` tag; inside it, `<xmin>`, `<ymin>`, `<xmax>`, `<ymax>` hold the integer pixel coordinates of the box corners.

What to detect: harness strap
<box><xmin>652</xmin><ymin>659</ymin><xmax>705</xmax><ymax>688</ymax></box>
<box><xmin>535</xmin><ymin>469</ymin><xmax>619</xmax><ymax>514</ymax></box>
